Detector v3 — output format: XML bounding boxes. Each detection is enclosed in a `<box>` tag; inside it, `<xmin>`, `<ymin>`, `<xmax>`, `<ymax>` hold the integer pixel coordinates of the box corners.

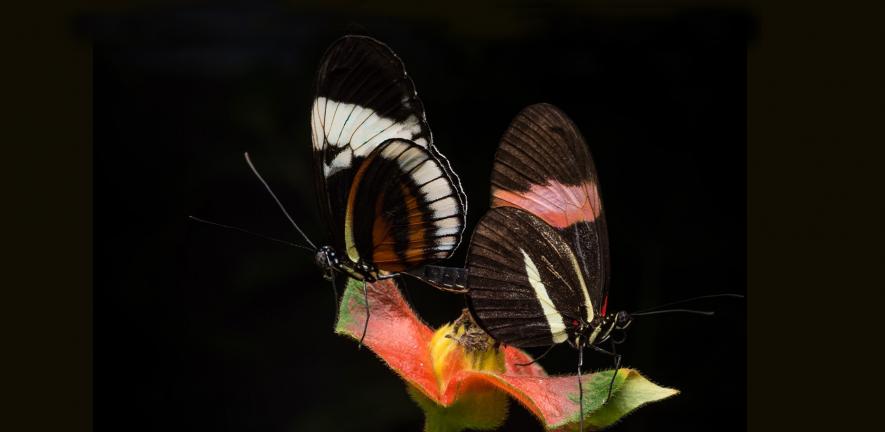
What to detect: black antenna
<box><xmin>243</xmin><ymin>152</ymin><xmax>317</xmax><ymax>250</ymax></box>
<box><xmin>631</xmin><ymin>309</ymin><xmax>715</xmax><ymax>317</ymax></box>
<box><xmin>632</xmin><ymin>293</ymin><xmax>743</xmax><ymax>315</ymax></box>
<box><xmin>188</xmin><ymin>216</ymin><xmax>314</xmax><ymax>253</ymax></box>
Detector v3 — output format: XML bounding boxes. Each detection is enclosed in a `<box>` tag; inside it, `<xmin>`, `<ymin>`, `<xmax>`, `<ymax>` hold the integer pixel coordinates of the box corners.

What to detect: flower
<box><xmin>334</xmin><ymin>278</ymin><xmax>678</xmax><ymax>431</ymax></box>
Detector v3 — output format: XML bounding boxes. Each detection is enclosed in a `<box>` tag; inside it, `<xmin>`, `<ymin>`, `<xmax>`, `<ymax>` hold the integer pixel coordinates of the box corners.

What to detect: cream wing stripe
<box><xmin>566</xmin><ymin>250</ymin><xmax>595</xmax><ymax>323</ymax></box>
<box><xmin>521</xmin><ymin>249</ymin><xmax>568</xmax><ymax>343</ymax></box>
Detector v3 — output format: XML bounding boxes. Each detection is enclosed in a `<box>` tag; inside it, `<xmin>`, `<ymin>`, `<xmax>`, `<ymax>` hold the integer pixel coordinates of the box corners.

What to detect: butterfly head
<box><xmin>615</xmin><ymin>310</ymin><xmax>633</xmax><ymax>331</ymax></box>
<box><xmin>597</xmin><ymin>310</ymin><xmax>633</xmax><ymax>346</ymax></box>
<box><xmin>315</xmin><ymin>245</ymin><xmax>338</xmax><ymax>281</ymax></box>
<box><xmin>570</xmin><ymin>310</ymin><xmax>634</xmax><ymax>348</ymax></box>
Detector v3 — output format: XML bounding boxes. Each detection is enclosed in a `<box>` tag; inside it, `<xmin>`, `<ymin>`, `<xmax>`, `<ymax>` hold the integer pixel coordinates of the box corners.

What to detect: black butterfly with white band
<box><xmin>192</xmin><ymin>35</ymin><xmax>469</xmax><ymax>344</ymax></box>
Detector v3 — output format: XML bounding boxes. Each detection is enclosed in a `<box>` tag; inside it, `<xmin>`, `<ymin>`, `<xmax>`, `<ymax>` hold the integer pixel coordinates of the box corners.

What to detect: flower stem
<box><xmin>423</xmin><ymin>413</ymin><xmax>466</xmax><ymax>432</ymax></box>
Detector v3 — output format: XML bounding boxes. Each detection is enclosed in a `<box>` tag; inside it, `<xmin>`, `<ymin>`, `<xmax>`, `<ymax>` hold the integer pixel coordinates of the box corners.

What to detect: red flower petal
<box><xmin>444</xmin><ymin>371</ymin><xmax>595</xmax><ymax>427</ymax></box>
<box><xmin>333</xmin><ymin>278</ymin><xmax>591</xmax><ymax>422</ymax></box>
<box><xmin>335</xmin><ymin>277</ymin><xmax>677</xmax><ymax>430</ymax></box>
<box><xmin>334</xmin><ymin>278</ymin><xmax>439</xmax><ymax>400</ymax></box>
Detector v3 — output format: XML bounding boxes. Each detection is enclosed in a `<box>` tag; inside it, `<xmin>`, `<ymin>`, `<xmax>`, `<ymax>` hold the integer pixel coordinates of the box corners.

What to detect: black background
<box><xmin>87</xmin><ymin>3</ymin><xmax>747</xmax><ymax>431</ymax></box>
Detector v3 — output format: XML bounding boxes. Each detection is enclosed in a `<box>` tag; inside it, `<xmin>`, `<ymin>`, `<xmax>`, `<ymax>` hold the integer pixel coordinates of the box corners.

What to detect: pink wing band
<box><xmin>492</xmin><ymin>180</ymin><xmax>602</xmax><ymax>229</ymax></box>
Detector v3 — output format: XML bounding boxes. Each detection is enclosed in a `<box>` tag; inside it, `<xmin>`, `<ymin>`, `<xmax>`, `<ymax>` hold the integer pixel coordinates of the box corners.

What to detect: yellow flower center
<box><xmin>429</xmin><ymin>309</ymin><xmax>504</xmax><ymax>393</ymax></box>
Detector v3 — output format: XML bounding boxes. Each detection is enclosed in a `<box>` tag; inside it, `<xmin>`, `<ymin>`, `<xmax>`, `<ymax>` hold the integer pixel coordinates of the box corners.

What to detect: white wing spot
<box><xmin>420</xmin><ymin>177</ymin><xmax>451</xmax><ymax>202</ymax></box>
<box><xmin>393</xmin><ymin>147</ymin><xmax>427</xmax><ymax>173</ymax></box>
<box><xmin>429</xmin><ymin>196</ymin><xmax>458</xmax><ymax>219</ymax></box>
<box><xmin>433</xmin><ymin>216</ymin><xmax>462</xmax><ymax>236</ymax></box>
<box><xmin>414</xmin><ymin>161</ymin><xmax>443</xmax><ymax>185</ymax></box>
<box><xmin>323</xmin><ymin>147</ymin><xmax>354</xmax><ymax>178</ymax></box>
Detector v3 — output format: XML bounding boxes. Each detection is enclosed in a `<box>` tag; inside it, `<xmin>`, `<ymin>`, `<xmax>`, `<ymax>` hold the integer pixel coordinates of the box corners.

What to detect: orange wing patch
<box><xmin>372</xmin><ymin>179</ymin><xmax>431</xmax><ymax>272</ymax></box>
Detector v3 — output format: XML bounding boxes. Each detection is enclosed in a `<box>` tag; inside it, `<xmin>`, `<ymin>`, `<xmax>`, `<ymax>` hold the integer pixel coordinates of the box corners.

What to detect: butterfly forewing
<box><xmin>310</xmin><ymin>35</ymin><xmax>466</xmax><ymax>275</ymax></box>
<box><xmin>311</xmin><ymin>35</ymin><xmax>466</xmax><ymax>271</ymax></box>
<box><xmin>489</xmin><ymin>103</ymin><xmax>610</xmax><ymax>315</ymax></box>
<box><xmin>467</xmin><ymin>206</ymin><xmax>598</xmax><ymax>348</ymax></box>
<box><xmin>312</xmin><ymin>35</ymin><xmax>428</xmax><ymax>249</ymax></box>
<box><xmin>346</xmin><ymin>139</ymin><xmax>465</xmax><ymax>272</ymax></box>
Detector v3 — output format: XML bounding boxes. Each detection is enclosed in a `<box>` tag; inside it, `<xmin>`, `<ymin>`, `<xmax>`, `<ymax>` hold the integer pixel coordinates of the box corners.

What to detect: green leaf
<box><xmin>575</xmin><ymin>369</ymin><xmax>679</xmax><ymax>430</ymax></box>
<box><xmin>334</xmin><ymin>277</ymin><xmax>365</xmax><ymax>335</ymax></box>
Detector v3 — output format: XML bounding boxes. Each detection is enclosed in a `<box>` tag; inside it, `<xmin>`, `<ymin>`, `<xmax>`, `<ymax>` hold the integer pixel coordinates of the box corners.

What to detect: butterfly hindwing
<box><xmin>311</xmin><ymin>35</ymin><xmax>466</xmax><ymax>256</ymax></box>
<box><xmin>489</xmin><ymin>103</ymin><xmax>610</xmax><ymax>315</ymax></box>
<box><xmin>467</xmin><ymin>206</ymin><xmax>598</xmax><ymax>348</ymax></box>
<box><xmin>345</xmin><ymin>139</ymin><xmax>465</xmax><ymax>273</ymax></box>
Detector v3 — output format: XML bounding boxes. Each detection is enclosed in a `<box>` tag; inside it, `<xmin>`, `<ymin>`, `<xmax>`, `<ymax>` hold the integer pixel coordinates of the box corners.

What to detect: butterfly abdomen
<box><xmin>406</xmin><ymin>265</ymin><xmax>468</xmax><ymax>293</ymax></box>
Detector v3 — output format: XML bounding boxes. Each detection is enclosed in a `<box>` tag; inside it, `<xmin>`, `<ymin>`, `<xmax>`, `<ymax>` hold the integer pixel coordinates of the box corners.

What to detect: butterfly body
<box><xmin>572</xmin><ymin>309</ymin><xmax>633</xmax><ymax>349</ymax></box>
<box><xmin>314</xmin><ymin>244</ymin><xmax>387</xmax><ymax>283</ymax></box>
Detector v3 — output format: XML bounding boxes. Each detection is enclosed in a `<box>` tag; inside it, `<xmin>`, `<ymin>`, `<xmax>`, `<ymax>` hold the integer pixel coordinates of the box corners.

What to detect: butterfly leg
<box><xmin>515</xmin><ymin>343</ymin><xmax>556</xmax><ymax>366</ymax></box>
<box><xmin>588</xmin><ymin>344</ymin><xmax>622</xmax><ymax>403</ymax></box>
<box><xmin>328</xmin><ymin>272</ymin><xmax>340</xmax><ymax>321</ymax></box>
<box><xmin>358</xmin><ymin>280</ymin><xmax>370</xmax><ymax>349</ymax></box>
<box><xmin>577</xmin><ymin>343</ymin><xmax>585</xmax><ymax>432</ymax></box>
<box><xmin>329</xmin><ymin>272</ymin><xmax>339</xmax><ymax>305</ymax></box>
<box><xmin>608</xmin><ymin>342</ymin><xmax>622</xmax><ymax>403</ymax></box>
